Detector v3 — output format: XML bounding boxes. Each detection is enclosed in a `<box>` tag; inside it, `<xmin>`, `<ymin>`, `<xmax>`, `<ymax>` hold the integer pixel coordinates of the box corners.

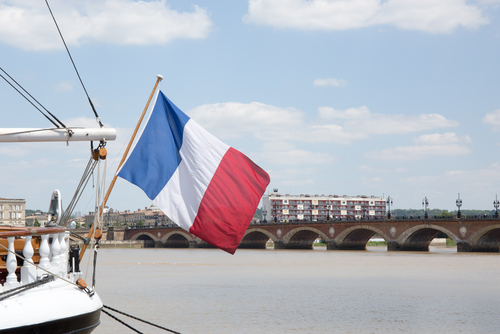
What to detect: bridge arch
<box><xmin>160</xmin><ymin>231</ymin><xmax>193</xmax><ymax>243</ymax></box>
<box><xmin>281</xmin><ymin>227</ymin><xmax>330</xmax><ymax>250</ymax></box>
<box><xmin>131</xmin><ymin>232</ymin><xmax>158</xmax><ymax>248</ymax></box>
<box><xmin>397</xmin><ymin>224</ymin><xmax>460</xmax><ymax>251</ymax></box>
<box><xmin>334</xmin><ymin>225</ymin><xmax>390</xmax><ymax>250</ymax></box>
<box><xmin>239</xmin><ymin>228</ymin><xmax>277</xmax><ymax>249</ymax></box>
<box><xmin>160</xmin><ymin>231</ymin><xmax>193</xmax><ymax>248</ymax></box>
<box><xmin>467</xmin><ymin>224</ymin><xmax>500</xmax><ymax>252</ymax></box>
<box><xmin>131</xmin><ymin>232</ymin><xmax>158</xmax><ymax>242</ymax></box>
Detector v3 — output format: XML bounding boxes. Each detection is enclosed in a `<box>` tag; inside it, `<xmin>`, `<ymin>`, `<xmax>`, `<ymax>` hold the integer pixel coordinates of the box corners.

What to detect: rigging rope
<box><xmin>0</xmin><ymin>275</ymin><xmax>55</xmax><ymax>302</ymax></box>
<box><xmin>102</xmin><ymin>305</ymin><xmax>183</xmax><ymax>334</ymax></box>
<box><xmin>61</xmin><ymin>156</ymin><xmax>98</xmax><ymax>226</ymax></box>
<box><xmin>0</xmin><ymin>68</ymin><xmax>65</xmax><ymax>128</ymax></box>
<box><xmin>44</xmin><ymin>0</ymin><xmax>103</xmax><ymax>127</ymax></box>
<box><xmin>102</xmin><ymin>309</ymin><xmax>143</xmax><ymax>334</ymax></box>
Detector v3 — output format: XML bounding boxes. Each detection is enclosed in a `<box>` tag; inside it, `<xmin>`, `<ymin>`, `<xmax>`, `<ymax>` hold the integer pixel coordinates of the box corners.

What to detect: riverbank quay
<box><xmin>98</xmin><ymin>240</ymin><xmax>145</xmax><ymax>248</ymax></box>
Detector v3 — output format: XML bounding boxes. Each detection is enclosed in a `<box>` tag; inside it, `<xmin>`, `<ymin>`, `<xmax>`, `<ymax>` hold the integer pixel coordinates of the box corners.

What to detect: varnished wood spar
<box><xmin>79</xmin><ymin>74</ymin><xmax>163</xmax><ymax>260</ymax></box>
<box><xmin>0</xmin><ymin>226</ymin><xmax>66</xmax><ymax>237</ymax></box>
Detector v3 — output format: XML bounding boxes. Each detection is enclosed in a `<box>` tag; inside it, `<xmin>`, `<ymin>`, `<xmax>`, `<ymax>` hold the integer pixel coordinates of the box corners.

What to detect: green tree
<box><xmin>254</xmin><ymin>207</ymin><xmax>263</xmax><ymax>220</ymax></box>
<box><xmin>440</xmin><ymin>210</ymin><xmax>454</xmax><ymax>218</ymax></box>
<box><xmin>136</xmin><ymin>220</ymin><xmax>145</xmax><ymax>227</ymax></box>
<box><xmin>33</xmin><ymin>218</ymin><xmax>40</xmax><ymax>227</ymax></box>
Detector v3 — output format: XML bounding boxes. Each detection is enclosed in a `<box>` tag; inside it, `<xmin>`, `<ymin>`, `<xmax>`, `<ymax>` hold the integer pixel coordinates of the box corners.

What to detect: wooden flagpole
<box><xmin>79</xmin><ymin>74</ymin><xmax>163</xmax><ymax>260</ymax></box>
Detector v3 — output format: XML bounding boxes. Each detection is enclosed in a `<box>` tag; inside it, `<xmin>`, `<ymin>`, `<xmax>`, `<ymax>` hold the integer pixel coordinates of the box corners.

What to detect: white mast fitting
<box><xmin>0</xmin><ymin>128</ymin><xmax>116</xmax><ymax>142</ymax></box>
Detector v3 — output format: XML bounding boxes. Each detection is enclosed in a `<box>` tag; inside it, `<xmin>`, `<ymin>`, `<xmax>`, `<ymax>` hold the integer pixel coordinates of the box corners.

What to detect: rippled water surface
<box><xmin>88</xmin><ymin>247</ymin><xmax>500</xmax><ymax>333</ymax></box>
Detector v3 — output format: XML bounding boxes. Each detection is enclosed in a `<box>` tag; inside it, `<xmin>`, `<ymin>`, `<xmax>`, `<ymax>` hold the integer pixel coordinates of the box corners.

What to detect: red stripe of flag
<box><xmin>189</xmin><ymin>147</ymin><xmax>270</xmax><ymax>254</ymax></box>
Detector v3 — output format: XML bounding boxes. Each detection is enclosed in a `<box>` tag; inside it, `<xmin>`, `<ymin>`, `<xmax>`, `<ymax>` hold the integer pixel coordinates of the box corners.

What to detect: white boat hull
<box><xmin>0</xmin><ymin>279</ymin><xmax>102</xmax><ymax>334</ymax></box>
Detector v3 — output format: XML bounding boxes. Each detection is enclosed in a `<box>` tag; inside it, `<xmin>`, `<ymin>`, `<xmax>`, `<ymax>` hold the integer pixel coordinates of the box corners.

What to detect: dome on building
<box><xmin>149</xmin><ymin>203</ymin><xmax>160</xmax><ymax>211</ymax></box>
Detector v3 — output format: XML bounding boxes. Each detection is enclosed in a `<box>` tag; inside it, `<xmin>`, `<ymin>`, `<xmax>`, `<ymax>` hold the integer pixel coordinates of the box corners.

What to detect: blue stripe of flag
<box><xmin>118</xmin><ymin>91</ymin><xmax>190</xmax><ymax>199</ymax></box>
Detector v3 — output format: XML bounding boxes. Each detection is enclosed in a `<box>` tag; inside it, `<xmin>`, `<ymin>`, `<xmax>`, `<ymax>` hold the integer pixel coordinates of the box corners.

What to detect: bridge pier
<box><xmin>462</xmin><ymin>243</ymin><xmax>499</xmax><ymax>252</ymax></box>
<box><xmin>387</xmin><ymin>241</ymin><xmax>400</xmax><ymax>251</ymax></box>
<box><xmin>456</xmin><ymin>242</ymin><xmax>472</xmax><ymax>252</ymax></box>
<box><xmin>195</xmin><ymin>240</ymin><xmax>216</xmax><ymax>249</ymax></box>
<box><xmin>326</xmin><ymin>242</ymin><xmax>366</xmax><ymax>250</ymax></box>
<box><xmin>326</xmin><ymin>241</ymin><xmax>337</xmax><ymax>250</ymax></box>
<box><xmin>274</xmin><ymin>240</ymin><xmax>286</xmax><ymax>249</ymax></box>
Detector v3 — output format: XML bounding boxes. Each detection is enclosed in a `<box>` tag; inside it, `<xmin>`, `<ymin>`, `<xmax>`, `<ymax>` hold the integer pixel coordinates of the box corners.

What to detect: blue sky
<box><xmin>1</xmin><ymin>0</ymin><xmax>500</xmax><ymax>214</ymax></box>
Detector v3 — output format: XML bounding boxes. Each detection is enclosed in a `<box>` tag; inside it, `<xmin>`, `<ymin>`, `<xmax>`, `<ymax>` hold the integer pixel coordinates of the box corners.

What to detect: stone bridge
<box><xmin>123</xmin><ymin>218</ymin><xmax>500</xmax><ymax>252</ymax></box>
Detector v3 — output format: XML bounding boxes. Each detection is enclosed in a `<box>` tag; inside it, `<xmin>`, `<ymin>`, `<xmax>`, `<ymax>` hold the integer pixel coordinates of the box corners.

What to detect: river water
<box><xmin>88</xmin><ymin>247</ymin><xmax>500</xmax><ymax>334</ymax></box>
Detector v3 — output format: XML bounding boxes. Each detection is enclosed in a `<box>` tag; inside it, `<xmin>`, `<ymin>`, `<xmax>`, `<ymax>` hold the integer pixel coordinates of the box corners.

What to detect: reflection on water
<box><xmin>89</xmin><ymin>247</ymin><xmax>500</xmax><ymax>334</ymax></box>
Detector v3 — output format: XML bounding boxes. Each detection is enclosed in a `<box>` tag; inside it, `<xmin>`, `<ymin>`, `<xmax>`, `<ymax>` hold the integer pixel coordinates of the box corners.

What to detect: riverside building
<box><xmin>262</xmin><ymin>192</ymin><xmax>386</xmax><ymax>222</ymax></box>
<box><xmin>0</xmin><ymin>197</ymin><xmax>26</xmax><ymax>226</ymax></box>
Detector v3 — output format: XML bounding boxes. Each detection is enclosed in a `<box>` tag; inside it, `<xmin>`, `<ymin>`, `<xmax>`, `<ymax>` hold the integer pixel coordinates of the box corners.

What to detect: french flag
<box><xmin>118</xmin><ymin>90</ymin><xmax>270</xmax><ymax>254</ymax></box>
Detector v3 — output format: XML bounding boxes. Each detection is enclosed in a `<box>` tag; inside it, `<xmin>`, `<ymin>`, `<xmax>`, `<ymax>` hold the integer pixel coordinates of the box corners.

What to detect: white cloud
<box><xmin>400</xmin><ymin>163</ymin><xmax>500</xmax><ymax>198</ymax></box>
<box><xmin>191</xmin><ymin>101</ymin><xmax>369</xmax><ymax>144</ymax></box>
<box><xmin>399</xmin><ymin>175</ymin><xmax>441</xmax><ymax>185</ymax></box>
<box><xmin>364</xmin><ymin>132</ymin><xmax>473</xmax><ymax>161</ymax></box>
<box><xmin>190</xmin><ymin>102</ymin><xmax>460</xmax><ymax>145</ymax></box>
<box><xmin>371</xmin><ymin>0</ymin><xmax>487</xmax><ymax>33</ymax></box>
<box><xmin>258</xmin><ymin>142</ymin><xmax>337</xmax><ymax>164</ymax></box>
<box><xmin>318</xmin><ymin>106</ymin><xmax>459</xmax><ymax>136</ymax></box>
<box><xmin>189</xmin><ymin>102</ymin><xmax>304</xmax><ymax>141</ymax></box>
<box><xmin>319</xmin><ymin>106</ymin><xmax>371</xmax><ymax>119</ymax></box>
<box><xmin>412</xmin><ymin>132</ymin><xmax>471</xmax><ymax>145</ymax></box>
<box><xmin>360</xmin><ymin>176</ymin><xmax>383</xmax><ymax>186</ymax></box>
<box><xmin>64</xmin><ymin>116</ymin><xmax>105</xmax><ymax>128</ymax></box>
<box><xmin>244</xmin><ymin>0</ymin><xmax>488</xmax><ymax>33</ymax></box>
<box><xmin>55</xmin><ymin>81</ymin><xmax>73</xmax><ymax>92</ymax></box>
<box><xmin>356</xmin><ymin>165</ymin><xmax>408</xmax><ymax>173</ymax></box>
<box><xmin>268</xmin><ymin>168</ymin><xmax>317</xmax><ymax>186</ymax></box>
<box><xmin>244</xmin><ymin>0</ymin><xmax>381</xmax><ymax>30</ymax></box>
<box><xmin>364</xmin><ymin>143</ymin><xmax>472</xmax><ymax>160</ymax></box>
<box><xmin>0</xmin><ymin>0</ymin><xmax>213</xmax><ymax>51</ymax></box>
<box><xmin>483</xmin><ymin>109</ymin><xmax>500</xmax><ymax>131</ymax></box>
<box><xmin>356</xmin><ymin>165</ymin><xmax>372</xmax><ymax>172</ymax></box>
<box><xmin>313</xmin><ymin>78</ymin><xmax>347</xmax><ymax>87</ymax></box>
<box><xmin>280</xmin><ymin>178</ymin><xmax>315</xmax><ymax>186</ymax></box>
<box><xmin>0</xmin><ymin>145</ymin><xmax>31</xmax><ymax>157</ymax></box>
<box><xmin>445</xmin><ymin>170</ymin><xmax>465</xmax><ymax>176</ymax></box>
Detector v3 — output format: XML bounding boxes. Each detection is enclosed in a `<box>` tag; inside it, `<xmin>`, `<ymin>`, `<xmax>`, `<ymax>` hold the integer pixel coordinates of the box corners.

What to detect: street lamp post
<box><xmin>326</xmin><ymin>202</ymin><xmax>330</xmax><ymax>221</ymax></box>
<box><xmin>386</xmin><ymin>196</ymin><xmax>393</xmax><ymax>219</ymax></box>
<box><xmin>494</xmin><ymin>195</ymin><xmax>499</xmax><ymax>218</ymax></box>
<box><xmin>262</xmin><ymin>209</ymin><xmax>267</xmax><ymax>223</ymax></box>
<box><xmin>456</xmin><ymin>193</ymin><xmax>462</xmax><ymax>218</ymax></box>
<box><xmin>422</xmin><ymin>197</ymin><xmax>429</xmax><ymax>219</ymax></box>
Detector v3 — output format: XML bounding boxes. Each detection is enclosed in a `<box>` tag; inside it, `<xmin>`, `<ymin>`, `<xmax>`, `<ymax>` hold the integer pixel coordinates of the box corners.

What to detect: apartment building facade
<box><xmin>0</xmin><ymin>197</ymin><xmax>26</xmax><ymax>226</ymax></box>
<box><xmin>262</xmin><ymin>192</ymin><xmax>386</xmax><ymax>222</ymax></box>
